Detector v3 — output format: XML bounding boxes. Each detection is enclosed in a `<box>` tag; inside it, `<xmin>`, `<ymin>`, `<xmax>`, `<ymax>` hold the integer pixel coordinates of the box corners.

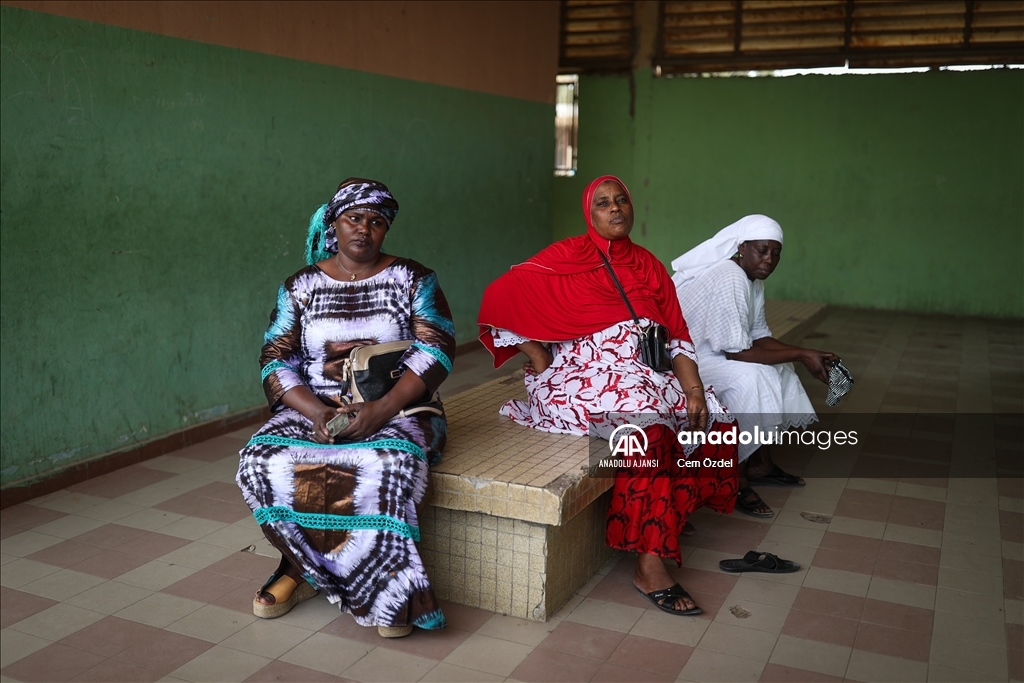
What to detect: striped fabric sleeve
<box><xmin>259</xmin><ymin>284</ymin><xmax>306</xmax><ymax>408</ymax></box>
<box><xmin>403</xmin><ymin>270</ymin><xmax>456</xmax><ymax>395</ymax></box>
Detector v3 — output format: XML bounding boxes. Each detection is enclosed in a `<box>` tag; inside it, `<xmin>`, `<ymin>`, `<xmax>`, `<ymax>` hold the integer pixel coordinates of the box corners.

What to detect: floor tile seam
<box><xmin>782</xmin><ymin>610</ymin><xmax>864</xmax><ymax>634</ymax></box>
<box><xmin>846</xmin><ymin>645</ymin><xmax>932</xmax><ymax>669</ymax></box>
<box><xmin>877</xmin><ymin>549</ymin><xmax>941</xmax><ymax>567</ymax></box>
<box><xmin>714</xmin><ymin>595</ymin><xmax>792</xmax><ymax>616</ymax></box>
<box><xmin>843</xmin><ymin>626</ymin><xmax>933</xmax><ymax>663</ymax></box>
<box><xmin>53</xmin><ymin>545</ymin><xmax>188</xmax><ymax>573</ymax></box>
<box><xmin>925</xmin><ymin>661</ymin><xmax>1016</xmax><ymax>683</ymax></box>
<box><xmin>929</xmin><ymin>600</ymin><xmax>1009</xmax><ymax>622</ymax></box>
<box><xmin>851</xmin><ymin>616</ymin><xmax>934</xmax><ymax>640</ymax></box>
<box><xmin>1</xmin><ymin>623</ymin><xmax>59</xmax><ymax>646</ymax></box>
<box><xmin>933</xmin><ymin>573</ymin><xmax>1014</xmax><ymax>598</ymax></box>
<box><xmin>159</xmin><ymin>492</ymin><xmax>244</xmax><ymax>505</ymax></box>
<box><xmin>531</xmin><ymin>641</ymin><xmax>616</xmax><ymax>664</ymax></box>
<box><xmin>929</xmin><ymin>632</ymin><xmax>1010</xmax><ymax>655</ymax></box>
<box><xmin>208</xmin><ymin>624</ymin><xmax>321</xmax><ymax>657</ymax></box>
<box><xmin>935</xmin><ymin>560</ymin><xmax>1007</xmax><ymax>580</ymax></box>
<box><xmin>871</xmin><ymin>553</ymin><xmax>943</xmax><ymax>575</ymax></box>
<box><xmin>859</xmin><ymin>577</ymin><xmax>937</xmax><ymax>610</ymax></box>
<box><xmin>758</xmin><ymin>537</ymin><xmax>827</xmax><ymax>551</ymax></box>
<box><xmin>693</xmin><ymin>643</ymin><xmax>773</xmax><ymax>665</ymax></box>
<box><xmin>1</xmin><ymin>528</ymin><xmax>78</xmax><ymax>551</ymax></box>
<box><xmin>437</xmin><ymin>645</ymin><xmax>515</xmax><ymax>677</ymax></box>
<box><xmin>3</xmin><ymin>642</ymin><xmax>130</xmax><ymax>677</ymax></box>
<box><xmin>55</xmin><ymin>631</ymin><xmax>166</xmax><ymax>664</ymax></box>
<box><xmin>767</xmin><ymin>634</ymin><xmax>854</xmax><ymax>678</ymax></box>
<box><xmin>107</xmin><ymin>645</ymin><xmax>211</xmax><ymax>675</ymax></box>
<box><xmin>6</xmin><ymin>595</ymin><xmax>113</xmax><ymax>631</ymax></box>
<box><xmin>811</xmin><ymin>552</ymin><xmax>942</xmax><ymax>583</ymax></box>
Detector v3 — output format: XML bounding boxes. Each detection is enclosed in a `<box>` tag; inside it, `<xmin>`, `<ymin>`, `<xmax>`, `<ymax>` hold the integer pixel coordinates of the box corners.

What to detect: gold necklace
<box><xmin>336</xmin><ymin>253</ymin><xmax>381</xmax><ymax>281</ymax></box>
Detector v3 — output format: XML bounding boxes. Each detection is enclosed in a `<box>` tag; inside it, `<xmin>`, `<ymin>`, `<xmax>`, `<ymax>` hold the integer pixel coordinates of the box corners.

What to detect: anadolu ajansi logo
<box><xmin>609</xmin><ymin>424</ymin><xmax>648</xmax><ymax>458</ymax></box>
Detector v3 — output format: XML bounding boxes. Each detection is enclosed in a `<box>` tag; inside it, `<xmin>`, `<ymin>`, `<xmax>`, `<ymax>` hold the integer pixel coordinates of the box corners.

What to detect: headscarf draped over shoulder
<box><xmin>670</xmin><ymin>214</ymin><xmax>783</xmax><ymax>289</ymax></box>
<box><xmin>304</xmin><ymin>178</ymin><xmax>400</xmax><ymax>265</ymax></box>
<box><xmin>477</xmin><ymin>175</ymin><xmax>690</xmax><ymax>368</ymax></box>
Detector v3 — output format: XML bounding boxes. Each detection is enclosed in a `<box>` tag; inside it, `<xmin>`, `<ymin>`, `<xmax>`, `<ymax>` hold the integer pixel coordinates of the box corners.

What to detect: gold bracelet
<box><xmin>686</xmin><ymin>385</ymin><xmax>704</xmax><ymax>393</ymax></box>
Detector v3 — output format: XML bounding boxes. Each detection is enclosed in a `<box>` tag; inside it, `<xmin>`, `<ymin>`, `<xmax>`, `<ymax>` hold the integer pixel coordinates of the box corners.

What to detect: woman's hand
<box><xmin>282</xmin><ymin>368</ymin><xmax>430</xmax><ymax>443</ymax></box>
<box><xmin>800</xmin><ymin>350</ymin><xmax>839</xmax><ymax>384</ymax></box>
<box><xmin>279</xmin><ymin>386</ymin><xmax>347</xmax><ymax>443</ymax></box>
<box><xmin>334</xmin><ymin>401</ymin><xmax>392</xmax><ymax>441</ymax></box>
<box><xmin>683</xmin><ymin>387</ymin><xmax>709</xmax><ymax>434</ymax></box>
<box><xmin>522</xmin><ymin>355</ymin><xmax>553</xmax><ymax>375</ymax></box>
<box><xmin>517</xmin><ymin>341</ymin><xmax>553</xmax><ymax>375</ymax></box>
<box><xmin>672</xmin><ymin>354</ymin><xmax>708</xmax><ymax>433</ymax></box>
<box><xmin>309</xmin><ymin>404</ymin><xmax>344</xmax><ymax>443</ymax></box>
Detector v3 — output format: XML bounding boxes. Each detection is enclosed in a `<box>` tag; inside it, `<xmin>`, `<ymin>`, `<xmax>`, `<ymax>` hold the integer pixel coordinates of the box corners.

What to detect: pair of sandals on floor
<box><xmin>636</xmin><ymin>465</ymin><xmax>804</xmax><ymax>616</ymax></box>
<box><xmin>635</xmin><ymin>550</ymin><xmax>802</xmax><ymax>616</ymax></box>
<box><xmin>252</xmin><ymin>558</ymin><xmax>412</xmax><ymax>638</ymax></box>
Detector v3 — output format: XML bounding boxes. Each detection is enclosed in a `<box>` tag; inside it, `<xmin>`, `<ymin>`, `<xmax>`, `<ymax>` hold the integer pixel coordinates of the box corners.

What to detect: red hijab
<box><xmin>477</xmin><ymin>175</ymin><xmax>690</xmax><ymax>367</ymax></box>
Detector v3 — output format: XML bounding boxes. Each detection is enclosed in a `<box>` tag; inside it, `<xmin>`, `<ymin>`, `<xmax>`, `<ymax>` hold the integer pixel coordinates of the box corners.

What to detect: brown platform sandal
<box><xmin>253</xmin><ymin>558</ymin><xmax>319</xmax><ymax>619</ymax></box>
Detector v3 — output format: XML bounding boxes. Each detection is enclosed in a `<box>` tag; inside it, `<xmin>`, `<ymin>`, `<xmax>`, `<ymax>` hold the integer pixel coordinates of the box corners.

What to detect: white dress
<box><xmin>490</xmin><ymin>321</ymin><xmax>730</xmax><ymax>452</ymax></box>
<box><xmin>676</xmin><ymin>259</ymin><xmax>816</xmax><ymax>461</ymax></box>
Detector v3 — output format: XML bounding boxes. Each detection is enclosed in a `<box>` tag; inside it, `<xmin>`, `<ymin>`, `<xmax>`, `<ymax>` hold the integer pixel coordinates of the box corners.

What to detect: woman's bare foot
<box><xmin>633</xmin><ymin>553</ymin><xmax>697</xmax><ymax>612</ymax></box>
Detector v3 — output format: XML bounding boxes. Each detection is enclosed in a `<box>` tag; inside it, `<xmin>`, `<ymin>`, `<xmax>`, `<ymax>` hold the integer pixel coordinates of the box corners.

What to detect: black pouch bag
<box><xmin>598</xmin><ymin>251</ymin><xmax>673</xmax><ymax>372</ymax></box>
<box><xmin>637</xmin><ymin>322</ymin><xmax>672</xmax><ymax>372</ymax></box>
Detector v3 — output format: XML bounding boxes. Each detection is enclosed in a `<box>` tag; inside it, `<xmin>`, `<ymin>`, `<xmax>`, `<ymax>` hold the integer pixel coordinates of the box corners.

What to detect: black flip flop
<box><xmin>634</xmin><ymin>583</ymin><xmax>703</xmax><ymax>616</ymax></box>
<box><xmin>735</xmin><ymin>487</ymin><xmax>774</xmax><ymax>518</ymax></box>
<box><xmin>747</xmin><ymin>465</ymin><xmax>806</xmax><ymax>488</ymax></box>
<box><xmin>719</xmin><ymin>551</ymin><xmax>801</xmax><ymax>574</ymax></box>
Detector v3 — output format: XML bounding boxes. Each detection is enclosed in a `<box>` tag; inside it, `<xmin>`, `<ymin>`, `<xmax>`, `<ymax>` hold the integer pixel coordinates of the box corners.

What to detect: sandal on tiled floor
<box><xmin>253</xmin><ymin>559</ymin><xmax>318</xmax><ymax>619</ymax></box>
<box><xmin>719</xmin><ymin>550</ymin><xmax>801</xmax><ymax>574</ymax></box>
<box><xmin>735</xmin><ymin>486</ymin><xmax>774</xmax><ymax>518</ymax></box>
<box><xmin>633</xmin><ymin>583</ymin><xmax>703</xmax><ymax>616</ymax></box>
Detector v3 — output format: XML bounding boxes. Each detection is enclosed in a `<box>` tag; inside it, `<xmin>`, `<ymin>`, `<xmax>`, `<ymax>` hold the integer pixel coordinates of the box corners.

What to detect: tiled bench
<box><xmin>419</xmin><ymin>373</ymin><xmax>611</xmax><ymax>622</ymax></box>
<box><xmin>764</xmin><ymin>299</ymin><xmax>828</xmax><ymax>343</ymax></box>
<box><xmin>420</xmin><ymin>299</ymin><xmax>827</xmax><ymax>622</ymax></box>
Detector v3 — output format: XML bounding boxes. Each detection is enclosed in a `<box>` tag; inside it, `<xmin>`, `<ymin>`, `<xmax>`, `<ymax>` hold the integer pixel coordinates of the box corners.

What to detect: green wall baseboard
<box><xmin>0</xmin><ymin>404</ymin><xmax>268</xmax><ymax>508</ymax></box>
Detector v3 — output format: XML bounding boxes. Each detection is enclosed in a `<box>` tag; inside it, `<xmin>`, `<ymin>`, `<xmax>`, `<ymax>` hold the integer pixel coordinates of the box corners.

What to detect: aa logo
<box><xmin>609</xmin><ymin>424</ymin><xmax>648</xmax><ymax>458</ymax></box>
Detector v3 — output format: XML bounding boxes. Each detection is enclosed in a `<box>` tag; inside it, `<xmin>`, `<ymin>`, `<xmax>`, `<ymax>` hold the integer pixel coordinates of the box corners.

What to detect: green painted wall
<box><xmin>0</xmin><ymin>7</ymin><xmax>553</xmax><ymax>487</ymax></box>
<box><xmin>555</xmin><ymin>69</ymin><xmax>1024</xmax><ymax>318</ymax></box>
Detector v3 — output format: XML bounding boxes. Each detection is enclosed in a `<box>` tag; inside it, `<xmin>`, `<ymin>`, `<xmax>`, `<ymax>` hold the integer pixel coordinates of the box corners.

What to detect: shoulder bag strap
<box><xmin>597</xmin><ymin>249</ymin><xmax>642</xmax><ymax>326</ymax></box>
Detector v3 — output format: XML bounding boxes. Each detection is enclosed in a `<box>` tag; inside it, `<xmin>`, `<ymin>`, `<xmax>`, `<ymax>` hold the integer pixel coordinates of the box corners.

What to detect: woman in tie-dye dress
<box><xmin>236</xmin><ymin>178</ymin><xmax>455</xmax><ymax>638</ymax></box>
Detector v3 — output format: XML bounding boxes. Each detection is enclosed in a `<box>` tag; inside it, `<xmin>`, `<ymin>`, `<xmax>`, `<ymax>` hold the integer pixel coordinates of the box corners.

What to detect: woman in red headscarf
<box><xmin>478</xmin><ymin>176</ymin><xmax>739</xmax><ymax>615</ymax></box>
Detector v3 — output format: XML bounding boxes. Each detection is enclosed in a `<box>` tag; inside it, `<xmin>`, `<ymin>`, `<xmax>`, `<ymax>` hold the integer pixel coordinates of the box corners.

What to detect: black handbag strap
<box><xmin>597</xmin><ymin>249</ymin><xmax>642</xmax><ymax>326</ymax></box>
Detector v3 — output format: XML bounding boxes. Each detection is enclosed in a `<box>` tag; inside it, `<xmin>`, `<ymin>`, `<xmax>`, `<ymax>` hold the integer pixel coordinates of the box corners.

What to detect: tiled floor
<box><xmin>1</xmin><ymin>308</ymin><xmax>1022</xmax><ymax>683</ymax></box>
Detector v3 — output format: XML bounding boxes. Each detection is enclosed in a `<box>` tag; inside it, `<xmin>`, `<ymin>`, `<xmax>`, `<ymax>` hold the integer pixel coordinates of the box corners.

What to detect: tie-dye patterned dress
<box><xmin>236</xmin><ymin>258</ymin><xmax>455</xmax><ymax>630</ymax></box>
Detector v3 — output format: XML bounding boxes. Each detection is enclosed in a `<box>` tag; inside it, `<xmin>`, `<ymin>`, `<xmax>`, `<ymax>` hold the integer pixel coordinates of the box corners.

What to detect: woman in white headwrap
<box><xmin>672</xmin><ymin>215</ymin><xmax>836</xmax><ymax>518</ymax></box>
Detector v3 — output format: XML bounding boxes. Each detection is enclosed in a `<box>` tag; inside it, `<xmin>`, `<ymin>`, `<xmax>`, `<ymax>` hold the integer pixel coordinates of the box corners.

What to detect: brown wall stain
<box><xmin>1</xmin><ymin>0</ymin><xmax>560</xmax><ymax>103</ymax></box>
